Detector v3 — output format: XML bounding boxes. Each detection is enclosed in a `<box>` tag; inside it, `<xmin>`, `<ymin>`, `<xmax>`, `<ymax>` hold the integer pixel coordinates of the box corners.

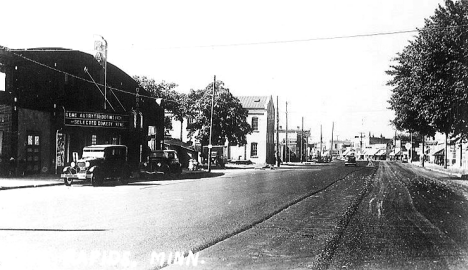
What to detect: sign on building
<box><xmin>64</xmin><ymin>110</ymin><xmax>129</xmax><ymax>129</ymax></box>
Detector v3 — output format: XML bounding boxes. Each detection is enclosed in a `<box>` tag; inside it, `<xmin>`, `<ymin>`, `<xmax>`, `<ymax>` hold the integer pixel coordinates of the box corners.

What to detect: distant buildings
<box><xmin>274</xmin><ymin>127</ymin><xmax>310</xmax><ymax>162</ymax></box>
<box><xmin>167</xmin><ymin>96</ymin><xmax>276</xmax><ymax>165</ymax></box>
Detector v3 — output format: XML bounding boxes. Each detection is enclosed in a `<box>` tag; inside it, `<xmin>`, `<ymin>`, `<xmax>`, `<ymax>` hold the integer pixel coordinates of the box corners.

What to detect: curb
<box><xmin>0</xmin><ymin>166</ymin><xmax>259</xmax><ymax>191</ymax></box>
<box><xmin>0</xmin><ymin>182</ymin><xmax>64</xmax><ymax>191</ymax></box>
<box><xmin>412</xmin><ymin>163</ymin><xmax>468</xmax><ymax>179</ymax></box>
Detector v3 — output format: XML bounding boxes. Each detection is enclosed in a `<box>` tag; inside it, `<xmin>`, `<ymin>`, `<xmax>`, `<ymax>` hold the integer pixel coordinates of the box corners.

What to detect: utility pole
<box><xmin>320</xmin><ymin>125</ymin><xmax>323</xmax><ymax>159</ymax></box>
<box><xmin>104</xmin><ymin>39</ymin><xmax>107</xmax><ymax>110</ymax></box>
<box><xmin>208</xmin><ymin>75</ymin><xmax>216</xmax><ymax>172</ymax></box>
<box><xmin>94</xmin><ymin>36</ymin><xmax>108</xmax><ymax>110</ymax></box>
<box><xmin>301</xmin><ymin>117</ymin><xmax>304</xmax><ymax>163</ymax></box>
<box><xmin>360</xmin><ymin>132</ymin><xmax>363</xmax><ymax>150</ymax></box>
<box><xmin>410</xmin><ymin>132</ymin><xmax>413</xmax><ymax>163</ymax></box>
<box><xmin>285</xmin><ymin>101</ymin><xmax>289</xmax><ymax>163</ymax></box>
<box><xmin>276</xmin><ymin>96</ymin><xmax>280</xmax><ymax>167</ymax></box>
<box><xmin>331</xmin><ymin>122</ymin><xmax>334</xmax><ymax>160</ymax></box>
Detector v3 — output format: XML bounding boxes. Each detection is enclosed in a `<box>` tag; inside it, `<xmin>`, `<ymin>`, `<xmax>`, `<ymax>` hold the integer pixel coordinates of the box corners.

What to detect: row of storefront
<box><xmin>0</xmin><ymin>47</ymin><xmax>165</xmax><ymax>176</ymax></box>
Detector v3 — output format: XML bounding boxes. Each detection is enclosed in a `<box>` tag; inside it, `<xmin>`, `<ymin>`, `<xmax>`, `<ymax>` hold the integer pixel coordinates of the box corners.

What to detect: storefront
<box><xmin>0</xmin><ymin>47</ymin><xmax>164</xmax><ymax>175</ymax></box>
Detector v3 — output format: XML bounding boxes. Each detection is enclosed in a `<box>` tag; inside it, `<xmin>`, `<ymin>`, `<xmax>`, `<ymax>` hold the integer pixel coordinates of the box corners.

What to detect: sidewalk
<box><xmin>0</xmin><ymin>174</ymin><xmax>63</xmax><ymax>190</ymax></box>
<box><xmin>409</xmin><ymin>161</ymin><xmax>468</xmax><ymax>188</ymax></box>
<box><xmin>410</xmin><ymin>161</ymin><xmax>468</xmax><ymax>178</ymax></box>
<box><xmin>0</xmin><ymin>167</ymin><xmax>252</xmax><ymax>190</ymax></box>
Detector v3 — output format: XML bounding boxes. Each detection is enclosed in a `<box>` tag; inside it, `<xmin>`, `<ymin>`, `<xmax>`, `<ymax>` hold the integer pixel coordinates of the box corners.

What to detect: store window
<box><xmin>251</xmin><ymin>143</ymin><xmax>258</xmax><ymax>157</ymax></box>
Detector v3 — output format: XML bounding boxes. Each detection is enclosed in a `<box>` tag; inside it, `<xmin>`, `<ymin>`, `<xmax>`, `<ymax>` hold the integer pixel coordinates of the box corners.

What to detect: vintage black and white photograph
<box><xmin>1</xmin><ymin>0</ymin><xmax>468</xmax><ymax>269</ymax></box>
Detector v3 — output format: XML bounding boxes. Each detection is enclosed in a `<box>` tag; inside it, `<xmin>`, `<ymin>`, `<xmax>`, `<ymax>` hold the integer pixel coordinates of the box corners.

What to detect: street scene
<box><xmin>2</xmin><ymin>0</ymin><xmax>468</xmax><ymax>269</ymax></box>
<box><xmin>1</xmin><ymin>161</ymin><xmax>468</xmax><ymax>270</ymax></box>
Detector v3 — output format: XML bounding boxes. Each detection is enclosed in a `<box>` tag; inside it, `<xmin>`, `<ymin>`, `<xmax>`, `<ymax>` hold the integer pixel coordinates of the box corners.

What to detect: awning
<box><xmin>375</xmin><ymin>149</ymin><xmax>387</xmax><ymax>156</ymax></box>
<box><xmin>432</xmin><ymin>148</ymin><xmax>445</xmax><ymax>156</ymax></box>
<box><xmin>342</xmin><ymin>148</ymin><xmax>355</xmax><ymax>156</ymax></box>
<box><xmin>163</xmin><ymin>139</ymin><xmax>197</xmax><ymax>151</ymax></box>
<box><xmin>364</xmin><ymin>148</ymin><xmax>380</xmax><ymax>156</ymax></box>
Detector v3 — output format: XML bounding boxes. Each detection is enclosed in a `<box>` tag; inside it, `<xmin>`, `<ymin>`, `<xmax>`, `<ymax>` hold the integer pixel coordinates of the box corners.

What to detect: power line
<box><xmin>5</xmin><ymin>24</ymin><xmax>466</xmax><ymax>53</ymax></box>
<box><xmin>1</xmin><ymin>46</ymin><xmax>218</xmax><ymax>109</ymax></box>
<box><xmin>151</xmin><ymin>24</ymin><xmax>468</xmax><ymax>50</ymax></box>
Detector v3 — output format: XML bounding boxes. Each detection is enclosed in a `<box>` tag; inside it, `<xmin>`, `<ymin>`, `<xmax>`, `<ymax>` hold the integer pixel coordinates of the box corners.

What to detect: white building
<box><xmin>229</xmin><ymin>96</ymin><xmax>275</xmax><ymax>165</ymax></box>
<box><xmin>167</xmin><ymin>96</ymin><xmax>276</xmax><ymax>165</ymax></box>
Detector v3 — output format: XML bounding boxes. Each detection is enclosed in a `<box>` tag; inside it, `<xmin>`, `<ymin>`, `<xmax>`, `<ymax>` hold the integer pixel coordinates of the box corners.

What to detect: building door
<box><xmin>26</xmin><ymin>133</ymin><xmax>41</xmax><ymax>174</ymax></box>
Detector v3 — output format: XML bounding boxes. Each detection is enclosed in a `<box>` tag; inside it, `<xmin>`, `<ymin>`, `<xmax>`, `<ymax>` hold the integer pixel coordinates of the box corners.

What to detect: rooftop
<box><xmin>236</xmin><ymin>96</ymin><xmax>269</xmax><ymax>109</ymax></box>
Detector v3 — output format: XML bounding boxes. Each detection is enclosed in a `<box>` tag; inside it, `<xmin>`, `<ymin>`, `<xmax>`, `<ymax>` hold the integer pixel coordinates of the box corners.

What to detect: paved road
<box><xmin>0</xmin><ymin>163</ymin><xmax>365</xmax><ymax>270</ymax></box>
<box><xmin>166</xmin><ymin>161</ymin><xmax>468</xmax><ymax>270</ymax></box>
<box><xmin>1</xmin><ymin>161</ymin><xmax>467</xmax><ymax>270</ymax></box>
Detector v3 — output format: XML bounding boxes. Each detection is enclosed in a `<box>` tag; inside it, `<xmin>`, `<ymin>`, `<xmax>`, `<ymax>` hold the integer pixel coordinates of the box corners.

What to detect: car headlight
<box><xmin>71</xmin><ymin>162</ymin><xmax>76</xmax><ymax>167</ymax></box>
<box><xmin>85</xmin><ymin>161</ymin><xmax>90</xmax><ymax>168</ymax></box>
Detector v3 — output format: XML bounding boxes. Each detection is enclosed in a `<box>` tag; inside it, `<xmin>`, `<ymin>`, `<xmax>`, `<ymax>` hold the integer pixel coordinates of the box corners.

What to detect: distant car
<box><xmin>141</xmin><ymin>150</ymin><xmax>182</xmax><ymax>176</ymax></box>
<box><xmin>61</xmin><ymin>145</ymin><xmax>131</xmax><ymax>186</ymax></box>
<box><xmin>344</xmin><ymin>154</ymin><xmax>357</xmax><ymax>166</ymax></box>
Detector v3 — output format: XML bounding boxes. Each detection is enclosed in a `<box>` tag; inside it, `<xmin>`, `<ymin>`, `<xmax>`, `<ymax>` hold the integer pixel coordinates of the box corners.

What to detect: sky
<box><xmin>1</xmin><ymin>0</ymin><xmax>447</xmax><ymax>142</ymax></box>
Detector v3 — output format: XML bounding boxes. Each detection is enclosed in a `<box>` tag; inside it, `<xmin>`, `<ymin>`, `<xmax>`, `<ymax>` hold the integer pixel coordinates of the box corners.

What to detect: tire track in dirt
<box><xmin>327</xmin><ymin>161</ymin><xmax>468</xmax><ymax>270</ymax></box>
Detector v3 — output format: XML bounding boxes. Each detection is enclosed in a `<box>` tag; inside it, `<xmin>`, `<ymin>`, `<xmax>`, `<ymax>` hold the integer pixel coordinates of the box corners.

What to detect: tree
<box><xmin>187</xmin><ymin>80</ymin><xmax>252</xmax><ymax>146</ymax></box>
<box><xmin>133</xmin><ymin>76</ymin><xmax>188</xmax><ymax>131</ymax></box>
<box><xmin>387</xmin><ymin>0</ymin><xmax>468</xmax><ymax>168</ymax></box>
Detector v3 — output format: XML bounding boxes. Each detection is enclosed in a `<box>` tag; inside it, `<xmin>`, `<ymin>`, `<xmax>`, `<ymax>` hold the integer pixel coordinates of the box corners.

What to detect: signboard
<box><xmin>56</xmin><ymin>132</ymin><xmax>65</xmax><ymax>167</ymax></box>
<box><xmin>64</xmin><ymin>111</ymin><xmax>129</xmax><ymax>129</ymax></box>
<box><xmin>405</xmin><ymin>143</ymin><xmax>412</xmax><ymax>149</ymax></box>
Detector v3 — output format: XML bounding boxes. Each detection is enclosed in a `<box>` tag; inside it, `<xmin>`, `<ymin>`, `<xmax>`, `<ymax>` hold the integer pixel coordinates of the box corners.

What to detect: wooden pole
<box><xmin>276</xmin><ymin>96</ymin><xmax>280</xmax><ymax>167</ymax></box>
<box><xmin>208</xmin><ymin>75</ymin><xmax>215</xmax><ymax>172</ymax></box>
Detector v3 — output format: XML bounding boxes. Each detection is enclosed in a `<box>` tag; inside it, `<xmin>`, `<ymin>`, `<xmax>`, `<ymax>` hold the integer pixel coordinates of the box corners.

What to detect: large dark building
<box><xmin>0</xmin><ymin>47</ymin><xmax>164</xmax><ymax>176</ymax></box>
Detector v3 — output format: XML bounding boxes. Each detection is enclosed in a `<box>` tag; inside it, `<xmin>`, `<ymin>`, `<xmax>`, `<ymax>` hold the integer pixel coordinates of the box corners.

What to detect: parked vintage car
<box><xmin>61</xmin><ymin>145</ymin><xmax>131</xmax><ymax>186</ymax></box>
<box><xmin>344</xmin><ymin>154</ymin><xmax>357</xmax><ymax>166</ymax></box>
<box><xmin>140</xmin><ymin>149</ymin><xmax>182</xmax><ymax>176</ymax></box>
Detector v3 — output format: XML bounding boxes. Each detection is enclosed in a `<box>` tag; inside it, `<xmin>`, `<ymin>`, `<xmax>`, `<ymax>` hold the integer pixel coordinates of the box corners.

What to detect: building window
<box><xmin>111</xmin><ymin>136</ymin><xmax>119</xmax><ymax>145</ymax></box>
<box><xmin>0</xmin><ymin>72</ymin><xmax>5</xmax><ymax>91</ymax></box>
<box><xmin>252</xmin><ymin>117</ymin><xmax>258</xmax><ymax>131</ymax></box>
<box><xmin>251</xmin><ymin>143</ymin><xmax>258</xmax><ymax>157</ymax></box>
<box><xmin>187</xmin><ymin>117</ymin><xmax>194</xmax><ymax>125</ymax></box>
<box><xmin>26</xmin><ymin>133</ymin><xmax>41</xmax><ymax>173</ymax></box>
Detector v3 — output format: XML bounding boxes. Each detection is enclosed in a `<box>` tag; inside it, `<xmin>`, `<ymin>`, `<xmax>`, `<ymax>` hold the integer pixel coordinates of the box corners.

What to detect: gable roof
<box><xmin>236</xmin><ymin>96</ymin><xmax>270</xmax><ymax>109</ymax></box>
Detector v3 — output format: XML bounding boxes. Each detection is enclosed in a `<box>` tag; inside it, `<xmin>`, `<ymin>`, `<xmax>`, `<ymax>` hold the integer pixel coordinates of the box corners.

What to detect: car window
<box><xmin>82</xmin><ymin>149</ymin><xmax>105</xmax><ymax>158</ymax></box>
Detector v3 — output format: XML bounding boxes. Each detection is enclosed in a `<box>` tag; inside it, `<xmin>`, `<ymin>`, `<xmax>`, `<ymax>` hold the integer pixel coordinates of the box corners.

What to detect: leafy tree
<box><xmin>133</xmin><ymin>76</ymin><xmax>188</xmax><ymax>131</ymax></box>
<box><xmin>187</xmin><ymin>80</ymin><xmax>252</xmax><ymax>146</ymax></box>
<box><xmin>387</xmin><ymin>0</ymin><xmax>468</xmax><ymax>167</ymax></box>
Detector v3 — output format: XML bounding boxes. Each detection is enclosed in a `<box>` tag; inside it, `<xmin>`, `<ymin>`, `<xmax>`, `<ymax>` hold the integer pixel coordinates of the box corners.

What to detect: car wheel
<box><xmin>162</xmin><ymin>164</ymin><xmax>170</xmax><ymax>174</ymax></box>
<box><xmin>64</xmin><ymin>177</ymin><xmax>73</xmax><ymax>186</ymax></box>
<box><xmin>119</xmin><ymin>169</ymin><xmax>130</xmax><ymax>185</ymax></box>
<box><xmin>91</xmin><ymin>174</ymin><xmax>102</xmax><ymax>187</ymax></box>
